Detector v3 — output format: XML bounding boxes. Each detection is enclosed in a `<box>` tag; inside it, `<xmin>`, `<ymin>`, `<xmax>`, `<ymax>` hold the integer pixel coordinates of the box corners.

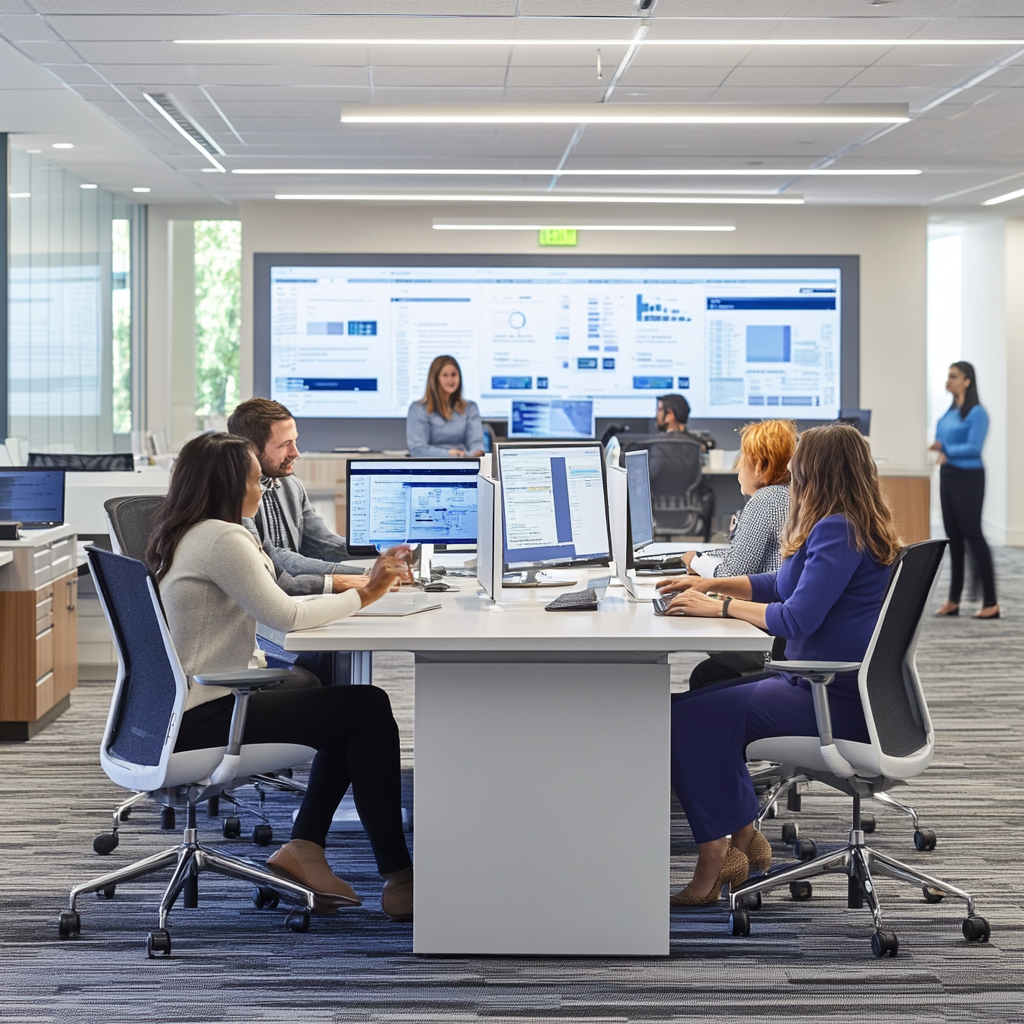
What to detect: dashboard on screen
<box><xmin>256</xmin><ymin>255</ymin><xmax>857</xmax><ymax>429</ymax></box>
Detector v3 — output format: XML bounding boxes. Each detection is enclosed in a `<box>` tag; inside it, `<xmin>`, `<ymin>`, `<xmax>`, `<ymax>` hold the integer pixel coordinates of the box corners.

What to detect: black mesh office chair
<box><xmin>622</xmin><ymin>436</ymin><xmax>714</xmax><ymax>541</ymax></box>
<box><xmin>727</xmin><ymin>540</ymin><xmax>990</xmax><ymax>957</ymax></box>
<box><xmin>62</xmin><ymin>547</ymin><xmax>320</xmax><ymax>956</ymax></box>
<box><xmin>104</xmin><ymin>495</ymin><xmax>165</xmax><ymax>561</ymax></box>
<box><xmin>29</xmin><ymin>452</ymin><xmax>135</xmax><ymax>471</ymax></box>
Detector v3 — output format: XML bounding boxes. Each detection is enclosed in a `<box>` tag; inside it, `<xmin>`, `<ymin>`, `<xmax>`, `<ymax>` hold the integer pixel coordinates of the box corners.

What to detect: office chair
<box><xmin>622</xmin><ymin>436</ymin><xmax>714</xmax><ymax>542</ymax></box>
<box><xmin>28</xmin><ymin>451</ymin><xmax>135</xmax><ymax>471</ymax></box>
<box><xmin>103</xmin><ymin>495</ymin><xmax>165</xmax><ymax>561</ymax></box>
<box><xmin>61</xmin><ymin>547</ymin><xmax>321</xmax><ymax>957</ymax></box>
<box><xmin>726</xmin><ymin>540</ymin><xmax>990</xmax><ymax>957</ymax></box>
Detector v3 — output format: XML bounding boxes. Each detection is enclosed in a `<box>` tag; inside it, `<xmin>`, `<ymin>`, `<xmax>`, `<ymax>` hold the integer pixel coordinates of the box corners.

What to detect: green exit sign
<box><xmin>538</xmin><ymin>228</ymin><xmax>578</xmax><ymax>247</ymax></box>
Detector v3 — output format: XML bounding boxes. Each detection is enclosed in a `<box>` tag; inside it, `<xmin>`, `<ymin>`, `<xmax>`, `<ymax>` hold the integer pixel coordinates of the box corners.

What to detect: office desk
<box><xmin>66</xmin><ymin>468</ymin><xmax>170</xmax><ymax>536</ymax></box>
<box><xmin>288</xmin><ymin>578</ymin><xmax>771</xmax><ymax>956</ymax></box>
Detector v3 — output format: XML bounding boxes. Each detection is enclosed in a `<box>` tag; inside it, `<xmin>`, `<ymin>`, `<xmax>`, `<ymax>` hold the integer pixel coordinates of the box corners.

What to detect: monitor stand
<box><xmin>416</xmin><ymin>543</ymin><xmax>434</xmax><ymax>583</ymax></box>
<box><xmin>501</xmin><ymin>569</ymin><xmax>575</xmax><ymax>588</ymax></box>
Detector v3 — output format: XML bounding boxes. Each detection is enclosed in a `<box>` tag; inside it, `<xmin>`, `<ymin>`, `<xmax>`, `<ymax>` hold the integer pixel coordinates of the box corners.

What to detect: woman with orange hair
<box><xmin>662</xmin><ymin>424</ymin><xmax>902</xmax><ymax>905</ymax></box>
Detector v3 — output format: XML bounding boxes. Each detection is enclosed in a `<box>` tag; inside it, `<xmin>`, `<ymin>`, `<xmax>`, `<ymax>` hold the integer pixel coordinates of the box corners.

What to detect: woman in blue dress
<box><xmin>406</xmin><ymin>355</ymin><xmax>485</xmax><ymax>458</ymax></box>
<box><xmin>929</xmin><ymin>361</ymin><xmax>999</xmax><ymax>619</ymax></box>
<box><xmin>662</xmin><ymin>424</ymin><xmax>902</xmax><ymax>905</ymax></box>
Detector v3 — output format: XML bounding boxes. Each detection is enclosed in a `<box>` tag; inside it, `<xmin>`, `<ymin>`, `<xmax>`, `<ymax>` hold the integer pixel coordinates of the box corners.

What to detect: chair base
<box><xmin>63</xmin><ymin>812</ymin><xmax>318</xmax><ymax>956</ymax></box>
<box><xmin>727</xmin><ymin>827</ymin><xmax>988</xmax><ymax>957</ymax></box>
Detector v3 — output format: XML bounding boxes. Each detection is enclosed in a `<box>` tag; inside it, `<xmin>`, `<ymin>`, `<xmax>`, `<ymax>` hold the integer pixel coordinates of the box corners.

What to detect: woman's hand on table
<box><xmin>448</xmin><ymin>447</ymin><xmax>468</xmax><ymax>457</ymax></box>
<box><xmin>359</xmin><ymin>546</ymin><xmax>413</xmax><ymax>606</ymax></box>
<box><xmin>665</xmin><ymin>590</ymin><xmax>727</xmax><ymax>617</ymax></box>
<box><xmin>657</xmin><ymin>575</ymin><xmax>712</xmax><ymax>595</ymax></box>
<box><xmin>333</xmin><ymin>573</ymin><xmax>400</xmax><ymax>593</ymax></box>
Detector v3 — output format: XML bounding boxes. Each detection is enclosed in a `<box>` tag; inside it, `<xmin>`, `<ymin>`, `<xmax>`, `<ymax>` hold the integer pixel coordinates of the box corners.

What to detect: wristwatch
<box><xmin>721</xmin><ymin>597</ymin><xmax>733</xmax><ymax>618</ymax></box>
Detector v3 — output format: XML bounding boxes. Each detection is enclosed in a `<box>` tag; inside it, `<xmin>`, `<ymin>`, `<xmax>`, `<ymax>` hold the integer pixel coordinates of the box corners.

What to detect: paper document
<box><xmin>353</xmin><ymin>594</ymin><xmax>442</xmax><ymax>617</ymax></box>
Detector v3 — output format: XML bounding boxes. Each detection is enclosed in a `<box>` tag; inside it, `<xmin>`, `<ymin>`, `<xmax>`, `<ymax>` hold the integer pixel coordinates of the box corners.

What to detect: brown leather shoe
<box><xmin>671</xmin><ymin>846</ymin><xmax>749</xmax><ymax>906</ymax></box>
<box><xmin>381</xmin><ymin>867</ymin><xmax>413</xmax><ymax>921</ymax></box>
<box><xmin>266</xmin><ymin>840</ymin><xmax>362</xmax><ymax>914</ymax></box>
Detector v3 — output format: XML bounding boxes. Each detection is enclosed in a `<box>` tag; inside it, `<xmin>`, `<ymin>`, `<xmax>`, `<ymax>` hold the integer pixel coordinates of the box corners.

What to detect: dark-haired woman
<box><xmin>148</xmin><ymin>432</ymin><xmax>415</xmax><ymax>920</ymax></box>
<box><xmin>661</xmin><ymin>424</ymin><xmax>902</xmax><ymax>905</ymax></box>
<box><xmin>930</xmin><ymin>361</ymin><xmax>999</xmax><ymax>619</ymax></box>
<box><xmin>406</xmin><ymin>355</ymin><xmax>485</xmax><ymax>457</ymax></box>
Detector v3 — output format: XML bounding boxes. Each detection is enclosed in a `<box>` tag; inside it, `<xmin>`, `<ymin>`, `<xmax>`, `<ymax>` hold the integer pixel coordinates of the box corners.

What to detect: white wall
<box><xmin>1005</xmin><ymin>218</ymin><xmax>1024</xmax><ymax>548</ymax></box>
<box><xmin>238</xmin><ymin>201</ymin><xmax>929</xmax><ymax>470</ymax></box>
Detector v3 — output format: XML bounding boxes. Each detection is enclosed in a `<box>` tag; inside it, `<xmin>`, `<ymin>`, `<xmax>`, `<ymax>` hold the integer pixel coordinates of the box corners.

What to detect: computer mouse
<box><xmin>423</xmin><ymin>581</ymin><xmax>453</xmax><ymax>592</ymax></box>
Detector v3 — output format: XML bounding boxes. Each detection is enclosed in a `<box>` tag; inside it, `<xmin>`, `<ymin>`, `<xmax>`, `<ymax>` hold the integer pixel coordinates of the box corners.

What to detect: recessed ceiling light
<box><xmin>275</xmin><ymin>193</ymin><xmax>804</xmax><ymax>205</ymax></box>
<box><xmin>9</xmin><ymin>192</ymin><xmax>31</xmax><ymax>199</ymax></box>
<box><xmin>175</xmin><ymin>37</ymin><xmax>1024</xmax><ymax>47</ymax></box>
<box><xmin>52</xmin><ymin>143</ymin><xmax>74</xmax><ymax>149</ymax></box>
<box><xmin>340</xmin><ymin>104</ymin><xmax>909</xmax><ymax>126</ymax></box>
<box><xmin>26</xmin><ymin>149</ymin><xmax>41</xmax><ymax>154</ymax></box>
<box><xmin>981</xmin><ymin>186</ymin><xmax>1024</xmax><ymax>206</ymax></box>
<box><xmin>234</xmin><ymin>167</ymin><xmax>920</xmax><ymax>177</ymax></box>
<box><xmin>80</xmin><ymin>183</ymin><xmax>98</xmax><ymax>189</ymax></box>
<box><xmin>143</xmin><ymin>92</ymin><xmax>226</xmax><ymax>172</ymax></box>
<box><xmin>132</xmin><ymin>187</ymin><xmax>151</xmax><ymax>193</ymax></box>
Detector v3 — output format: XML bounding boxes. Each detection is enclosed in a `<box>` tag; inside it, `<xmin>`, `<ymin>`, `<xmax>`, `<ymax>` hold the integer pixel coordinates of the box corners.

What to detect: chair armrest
<box><xmin>193</xmin><ymin>668</ymin><xmax>293</xmax><ymax>690</ymax></box>
<box><xmin>766</xmin><ymin>660</ymin><xmax>861</xmax><ymax>680</ymax></box>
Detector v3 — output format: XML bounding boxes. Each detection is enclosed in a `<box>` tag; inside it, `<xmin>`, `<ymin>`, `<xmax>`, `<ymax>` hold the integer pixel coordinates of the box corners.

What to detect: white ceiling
<box><xmin>1</xmin><ymin>1</ymin><xmax>1024</xmax><ymax>213</ymax></box>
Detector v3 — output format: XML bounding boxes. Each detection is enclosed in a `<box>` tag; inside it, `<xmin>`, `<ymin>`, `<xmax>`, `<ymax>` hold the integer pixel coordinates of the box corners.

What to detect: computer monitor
<box><xmin>346</xmin><ymin>459</ymin><xmax>480</xmax><ymax>556</ymax></box>
<box><xmin>838</xmin><ymin>408</ymin><xmax>871</xmax><ymax>436</ymax></box>
<box><xmin>497</xmin><ymin>442</ymin><xmax>611</xmax><ymax>581</ymax></box>
<box><xmin>0</xmin><ymin>467</ymin><xmax>66</xmax><ymax>528</ymax></box>
<box><xmin>509</xmin><ymin>399</ymin><xmax>595</xmax><ymax>441</ymax></box>
<box><xmin>624</xmin><ymin>449</ymin><xmax>655</xmax><ymax>555</ymax></box>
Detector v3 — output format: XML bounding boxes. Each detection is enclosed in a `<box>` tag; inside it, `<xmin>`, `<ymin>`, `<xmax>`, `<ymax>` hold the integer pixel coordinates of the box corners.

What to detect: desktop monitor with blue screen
<box><xmin>497</xmin><ymin>443</ymin><xmax>611</xmax><ymax>583</ymax></box>
<box><xmin>624</xmin><ymin>449</ymin><xmax>655</xmax><ymax>555</ymax></box>
<box><xmin>346</xmin><ymin>459</ymin><xmax>480</xmax><ymax>556</ymax></box>
<box><xmin>509</xmin><ymin>399</ymin><xmax>595</xmax><ymax>440</ymax></box>
<box><xmin>0</xmin><ymin>468</ymin><xmax>66</xmax><ymax>528</ymax></box>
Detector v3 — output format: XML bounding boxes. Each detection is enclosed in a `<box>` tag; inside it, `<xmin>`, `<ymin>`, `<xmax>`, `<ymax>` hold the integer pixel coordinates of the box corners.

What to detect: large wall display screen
<box><xmin>256</xmin><ymin>255</ymin><xmax>857</xmax><ymax>424</ymax></box>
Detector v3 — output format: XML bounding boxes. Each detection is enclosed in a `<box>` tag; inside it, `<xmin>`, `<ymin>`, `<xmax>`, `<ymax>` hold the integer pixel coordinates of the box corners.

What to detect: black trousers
<box><xmin>176</xmin><ymin>685</ymin><xmax>412</xmax><ymax>875</ymax></box>
<box><xmin>939</xmin><ymin>465</ymin><xmax>997</xmax><ymax>607</ymax></box>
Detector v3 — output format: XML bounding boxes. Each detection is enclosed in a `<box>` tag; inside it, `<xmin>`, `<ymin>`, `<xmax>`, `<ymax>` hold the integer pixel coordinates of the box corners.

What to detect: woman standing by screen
<box><xmin>930</xmin><ymin>361</ymin><xmax>999</xmax><ymax>619</ymax></box>
<box><xmin>406</xmin><ymin>355</ymin><xmax>485</xmax><ymax>458</ymax></box>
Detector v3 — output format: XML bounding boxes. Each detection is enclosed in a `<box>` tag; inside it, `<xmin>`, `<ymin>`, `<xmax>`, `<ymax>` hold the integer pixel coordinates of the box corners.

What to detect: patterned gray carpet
<box><xmin>1</xmin><ymin>550</ymin><xmax>1022</xmax><ymax>1023</ymax></box>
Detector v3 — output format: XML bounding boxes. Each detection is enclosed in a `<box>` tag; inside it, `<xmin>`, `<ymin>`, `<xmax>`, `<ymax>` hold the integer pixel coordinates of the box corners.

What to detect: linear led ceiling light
<box><xmin>275</xmin><ymin>193</ymin><xmax>803</xmax><ymax>205</ymax></box>
<box><xmin>982</xmin><ymin>186</ymin><xmax>1024</xmax><ymax>206</ymax></box>
<box><xmin>432</xmin><ymin>222</ymin><xmax>736</xmax><ymax>231</ymax></box>
<box><xmin>339</xmin><ymin>104</ymin><xmax>909</xmax><ymax>125</ymax></box>
<box><xmin>234</xmin><ymin>167</ymin><xmax>921</xmax><ymax>176</ymax></box>
<box><xmin>143</xmin><ymin>92</ymin><xmax>226</xmax><ymax>172</ymax></box>
<box><xmin>175</xmin><ymin>38</ymin><xmax>1024</xmax><ymax>48</ymax></box>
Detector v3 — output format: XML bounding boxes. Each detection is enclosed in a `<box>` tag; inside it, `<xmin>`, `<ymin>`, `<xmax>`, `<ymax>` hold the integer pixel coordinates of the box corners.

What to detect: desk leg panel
<box><xmin>414</xmin><ymin>661</ymin><xmax>670</xmax><ymax>955</ymax></box>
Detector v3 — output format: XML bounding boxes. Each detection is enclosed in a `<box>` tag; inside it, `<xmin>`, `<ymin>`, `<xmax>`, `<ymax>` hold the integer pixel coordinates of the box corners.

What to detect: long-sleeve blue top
<box><xmin>406</xmin><ymin>399</ymin><xmax>484</xmax><ymax>457</ymax></box>
<box><xmin>748</xmin><ymin>515</ymin><xmax>891</xmax><ymax>666</ymax></box>
<box><xmin>934</xmin><ymin>404</ymin><xmax>988</xmax><ymax>470</ymax></box>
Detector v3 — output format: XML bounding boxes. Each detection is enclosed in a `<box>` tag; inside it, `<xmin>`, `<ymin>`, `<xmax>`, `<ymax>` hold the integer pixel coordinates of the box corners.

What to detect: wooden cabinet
<box><xmin>878</xmin><ymin>474</ymin><xmax>932</xmax><ymax>546</ymax></box>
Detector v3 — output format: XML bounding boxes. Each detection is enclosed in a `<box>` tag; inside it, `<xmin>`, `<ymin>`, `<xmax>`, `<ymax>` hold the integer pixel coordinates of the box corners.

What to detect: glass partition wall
<box><xmin>7</xmin><ymin>148</ymin><xmax>139</xmax><ymax>454</ymax></box>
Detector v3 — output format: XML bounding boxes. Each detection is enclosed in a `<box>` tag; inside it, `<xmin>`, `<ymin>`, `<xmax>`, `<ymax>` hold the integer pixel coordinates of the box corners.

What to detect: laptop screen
<box><xmin>0</xmin><ymin>468</ymin><xmax>67</xmax><ymax>527</ymax></box>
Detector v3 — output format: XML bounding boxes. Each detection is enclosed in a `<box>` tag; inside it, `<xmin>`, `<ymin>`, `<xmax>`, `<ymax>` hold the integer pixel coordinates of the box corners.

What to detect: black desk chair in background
<box><xmin>28</xmin><ymin>452</ymin><xmax>135</xmax><ymax>472</ymax></box>
<box><xmin>728</xmin><ymin>540</ymin><xmax>990</xmax><ymax>958</ymax></box>
<box><xmin>62</xmin><ymin>547</ymin><xmax>320</xmax><ymax>957</ymax></box>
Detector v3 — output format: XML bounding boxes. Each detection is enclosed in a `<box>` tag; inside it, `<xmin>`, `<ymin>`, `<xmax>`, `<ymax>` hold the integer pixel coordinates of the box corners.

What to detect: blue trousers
<box><xmin>670</xmin><ymin>673</ymin><xmax>870</xmax><ymax>844</ymax></box>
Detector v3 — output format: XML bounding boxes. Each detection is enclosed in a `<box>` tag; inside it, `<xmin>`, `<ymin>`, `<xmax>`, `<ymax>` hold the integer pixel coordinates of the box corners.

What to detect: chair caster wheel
<box><xmin>146</xmin><ymin>929</ymin><xmax>171</xmax><ymax>958</ymax></box>
<box><xmin>738</xmin><ymin>890</ymin><xmax>762</xmax><ymax>911</ymax></box>
<box><xmin>159</xmin><ymin>807</ymin><xmax>176</xmax><ymax>831</ymax></box>
<box><xmin>790</xmin><ymin>881</ymin><xmax>813</xmax><ymax>901</ymax></box>
<box><xmin>871</xmin><ymin>929</ymin><xmax>898</xmax><ymax>958</ymax></box>
<box><xmin>753</xmin><ymin>782</ymin><xmax>769</xmax><ymax>796</ymax></box>
<box><xmin>206</xmin><ymin>796</ymin><xmax>220</xmax><ymax>818</ymax></box>
<box><xmin>786</xmin><ymin>787</ymin><xmax>802</xmax><ymax>812</ymax></box>
<box><xmin>794</xmin><ymin>838</ymin><xmax>817</xmax><ymax>861</ymax></box>
<box><xmin>729</xmin><ymin>908</ymin><xmax>751</xmax><ymax>936</ymax></box>
<box><xmin>861</xmin><ymin>814</ymin><xmax>876</xmax><ymax>834</ymax></box>
<box><xmin>781</xmin><ymin>822</ymin><xmax>799</xmax><ymax>844</ymax></box>
<box><xmin>252</xmin><ymin>886</ymin><xmax>280</xmax><ymax>910</ymax></box>
<box><xmin>95</xmin><ymin>885</ymin><xmax>116</xmax><ymax>900</ymax></box>
<box><xmin>914</xmin><ymin>828</ymin><xmax>936</xmax><ymax>851</ymax></box>
<box><xmin>285</xmin><ymin>909</ymin><xmax>310</xmax><ymax>933</ymax></box>
<box><xmin>252</xmin><ymin>823</ymin><xmax>273</xmax><ymax>846</ymax></box>
<box><xmin>282</xmin><ymin>767</ymin><xmax>294</xmax><ymax>778</ymax></box>
<box><xmin>58</xmin><ymin>910</ymin><xmax>81</xmax><ymax>939</ymax></box>
<box><xmin>222</xmin><ymin>816</ymin><xmax>241</xmax><ymax>840</ymax></box>
<box><xmin>922</xmin><ymin>885</ymin><xmax>945</xmax><ymax>904</ymax></box>
<box><xmin>764</xmin><ymin>801</ymin><xmax>778</xmax><ymax>820</ymax></box>
<box><xmin>119</xmin><ymin>806</ymin><xmax>132</xmax><ymax>821</ymax></box>
<box><xmin>962</xmin><ymin>916</ymin><xmax>990</xmax><ymax>943</ymax></box>
<box><xmin>93</xmin><ymin>833</ymin><xmax>118</xmax><ymax>855</ymax></box>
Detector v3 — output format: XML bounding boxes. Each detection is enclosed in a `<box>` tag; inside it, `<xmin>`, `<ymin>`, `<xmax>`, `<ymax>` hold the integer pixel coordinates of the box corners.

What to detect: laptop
<box><xmin>0</xmin><ymin>467</ymin><xmax>66</xmax><ymax>528</ymax></box>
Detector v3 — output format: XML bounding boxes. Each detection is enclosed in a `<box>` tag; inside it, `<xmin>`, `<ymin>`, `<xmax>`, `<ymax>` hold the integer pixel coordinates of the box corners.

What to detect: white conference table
<box><xmin>287</xmin><ymin>566</ymin><xmax>772</xmax><ymax>957</ymax></box>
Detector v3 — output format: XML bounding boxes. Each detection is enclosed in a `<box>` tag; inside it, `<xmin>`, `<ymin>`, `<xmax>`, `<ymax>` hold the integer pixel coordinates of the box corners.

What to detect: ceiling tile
<box><xmin>717</xmin><ymin>65</ymin><xmax>861</xmax><ymax>88</ymax></box>
<box><xmin>616</xmin><ymin>66</ymin><xmax>734</xmax><ymax>88</ymax></box>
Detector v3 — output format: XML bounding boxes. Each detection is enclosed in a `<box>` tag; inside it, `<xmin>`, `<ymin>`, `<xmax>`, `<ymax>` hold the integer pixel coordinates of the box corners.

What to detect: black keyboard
<box><xmin>633</xmin><ymin>554</ymin><xmax>686</xmax><ymax>571</ymax></box>
<box><xmin>544</xmin><ymin>588</ymin><xmax>599</xmax><ymax>612</ymax></box>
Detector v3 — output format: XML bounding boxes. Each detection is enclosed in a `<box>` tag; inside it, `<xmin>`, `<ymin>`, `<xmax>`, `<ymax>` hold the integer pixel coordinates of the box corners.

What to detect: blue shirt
<box><xmin>934</xmin><ymin>404</ymin><xmax>988</xmax><ymax>470</ymax></box>
<box><xmin>749</xmin><ymin>515</ymin><xmax>891</xmax><ymax>666</ymax></box>
<box><xmin>406</xmin><ymin>399</ymin><xmax>485</xmax><ymax>458</ymax></box>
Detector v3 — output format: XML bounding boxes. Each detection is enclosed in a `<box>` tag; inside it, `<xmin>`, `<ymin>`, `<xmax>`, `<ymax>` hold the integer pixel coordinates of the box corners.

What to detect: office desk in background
<box><xmin>65</xmin><ymin>468</ymin><xmax>170</xmax><ymax>537</ymax></box>
<box><xmin>287</xmin><ymin>568</ymin><xmax>771</xmax><ymax>957</ymax></box>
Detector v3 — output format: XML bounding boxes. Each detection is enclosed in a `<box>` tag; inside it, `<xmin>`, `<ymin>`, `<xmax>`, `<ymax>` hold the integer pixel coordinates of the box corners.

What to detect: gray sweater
<box><xmin>159</xmin><ymin>520</ymin><xmax>361</xmax><ymax>712</ymax></box>
<box><xmin>406</xmin><ymin>399</ymin><xmax>485</xmax><ymax>457</ymax></box>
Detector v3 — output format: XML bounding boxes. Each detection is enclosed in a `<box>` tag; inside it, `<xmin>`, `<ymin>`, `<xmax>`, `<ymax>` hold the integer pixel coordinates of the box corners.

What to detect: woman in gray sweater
<box><xmin>406</xmin><ymin>355</ymin><xmax>485</xmax><ymax>457</ymax></box>
<box><xmin>148</xmin><ymin>432</ymin><xmax>414</xmax><ymax>920</ymax></box>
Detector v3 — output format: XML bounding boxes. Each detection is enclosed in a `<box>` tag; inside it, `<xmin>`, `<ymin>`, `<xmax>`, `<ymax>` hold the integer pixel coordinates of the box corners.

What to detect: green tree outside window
<box><xmin>194</xmin><ymin>220</ymin><xmax>241</xmax><ymax>419</ymax></box>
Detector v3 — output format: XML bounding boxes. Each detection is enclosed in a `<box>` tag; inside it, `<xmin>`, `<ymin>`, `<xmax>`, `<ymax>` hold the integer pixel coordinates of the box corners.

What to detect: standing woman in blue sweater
<box><xmin>406</xmin><ymin>355</ymin><xmax>485</xmax><ymax>458</ymax></box>
<box><xmin>930</xmin><ymin>361</ymin><xmax>999</xmax><ymax>619</ymax></box>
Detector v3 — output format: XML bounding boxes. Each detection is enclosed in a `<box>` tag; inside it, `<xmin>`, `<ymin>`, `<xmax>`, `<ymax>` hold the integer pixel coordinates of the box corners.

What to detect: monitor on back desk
<box><xmin>345</xmin><ymin>458</ymin><xmax>480</xmax><ymax>557</ymax></box>
<box><xmin>509</xmin><ymin>399</ymin><xmax>595</xmax><ymax>441</ymax></box>
<box><xmin>624</xmin><ymin>449</ymin><xmax>655</xmax><ymax>557</ymax></box>
<box><xmin>0</xmin><ymin>467</ymin><xmax>66</xmax><ymax>529</ymax></box>
<box><xmin>497</xmin><ymin>442</ymin><xmax>611</xmax><ymax>586</ymax></box>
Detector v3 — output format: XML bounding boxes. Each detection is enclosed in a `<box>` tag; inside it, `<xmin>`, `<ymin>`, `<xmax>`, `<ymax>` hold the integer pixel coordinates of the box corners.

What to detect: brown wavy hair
<box><xmin>147</xmin><ymin>433</ymin><xmax>255</xmax><ymax>581</ymax></box>
<box><xmin>739</xmin><ymin>418</ymin><xmax>798</xmax><ymax>487</ymax></box>
<box><xmin>421</xmin><ymin>355</ymin><xmax>466</xmax><ymax>420</ymax></box>
<box><xmin>780</xmin><ymin>423</ymin><xmax>902</xmax><ymax>565</ymax></box>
